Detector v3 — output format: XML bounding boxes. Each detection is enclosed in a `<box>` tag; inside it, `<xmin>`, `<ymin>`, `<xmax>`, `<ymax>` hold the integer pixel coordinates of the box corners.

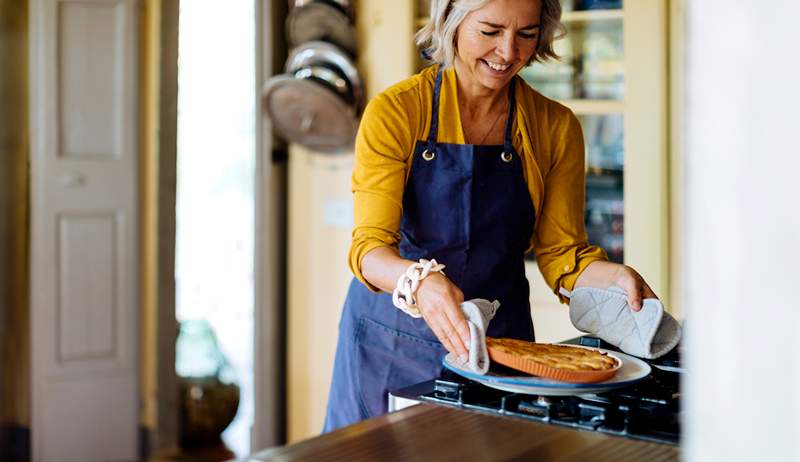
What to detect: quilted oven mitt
<box><xmin>559</xmin><ymin>286</ymin><xmax>681</xmax><ymax>359</ymax></box>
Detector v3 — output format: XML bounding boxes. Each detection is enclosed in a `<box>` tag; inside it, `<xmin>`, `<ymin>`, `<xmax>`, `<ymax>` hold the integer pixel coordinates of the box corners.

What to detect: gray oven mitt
<box><xmin>559</xmin><ymin>286</ymin><xmax>681</xmax><ymax>359</ymax></box>
<box><xmin>459</xmin><ymin>298</ymin><xmax>500</xmax><ymax>375</ymax></box>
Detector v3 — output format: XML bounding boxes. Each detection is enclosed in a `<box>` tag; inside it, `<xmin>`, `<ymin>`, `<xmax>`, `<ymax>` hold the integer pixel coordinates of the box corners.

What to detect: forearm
<box><xmin>360</xmin><ymin>246</ymin><xmax>417</xmax><ymax>293</ymax></box>
<box><xmin>362</xmin><ymin>246</ymin><xmax>470</xmax><ymax>359</ymax></box>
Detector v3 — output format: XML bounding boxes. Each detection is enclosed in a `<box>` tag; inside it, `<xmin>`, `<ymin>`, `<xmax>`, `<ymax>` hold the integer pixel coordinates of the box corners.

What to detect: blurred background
<box><xmin>2</xmin><ymin>0</ymin><xmax>799</xmax><ymax>461</ymax></box>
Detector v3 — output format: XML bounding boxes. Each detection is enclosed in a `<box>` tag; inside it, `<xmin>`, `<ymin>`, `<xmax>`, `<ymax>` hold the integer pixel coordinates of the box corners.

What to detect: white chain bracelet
<box><xmin>391</xmin><ymin>258</ymin><xmax>446</xmax><ymax>318</ymax></box>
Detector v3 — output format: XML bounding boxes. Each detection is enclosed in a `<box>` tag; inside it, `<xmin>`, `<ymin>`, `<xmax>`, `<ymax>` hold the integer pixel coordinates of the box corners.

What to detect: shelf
<box><xmin>558</xmin><ymin>99</ymin><xmax>624</xmax><ymax>115</ymax></box>
<box><xmin>562</xmin><ymin>9</ymin><xmax>624</xmax><ymax>23</ymax></box>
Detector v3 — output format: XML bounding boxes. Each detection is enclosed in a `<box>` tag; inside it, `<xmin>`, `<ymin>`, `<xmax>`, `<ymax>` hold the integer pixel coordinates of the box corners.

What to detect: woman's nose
<box><xmin>497</xmin><ymin>34</ymin><xmax>519</xmax><ymax>62</ymax></box>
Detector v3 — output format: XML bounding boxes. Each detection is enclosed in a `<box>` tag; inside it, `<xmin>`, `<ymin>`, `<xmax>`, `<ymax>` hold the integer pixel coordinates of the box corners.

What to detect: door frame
<box><xmin>140</xmin><ymin>0</ymin><xmax>180</xmax><ymax>456</ymax></box>
<box><xmin>252</xmin><ymin>0</ymin><xmax>288</xmax><ymax>451</ymax></box>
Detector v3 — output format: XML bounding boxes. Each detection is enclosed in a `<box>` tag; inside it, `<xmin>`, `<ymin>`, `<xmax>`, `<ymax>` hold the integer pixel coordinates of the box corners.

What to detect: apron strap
<box><xmin>503</xmin><ymin>76</ymin><xmax>517</xmax><ymax>153</ymax></box>
<box><xmin>426</xmin><ymin>65</ymin><xmax>444</xmax><ymax>153</ymax></box>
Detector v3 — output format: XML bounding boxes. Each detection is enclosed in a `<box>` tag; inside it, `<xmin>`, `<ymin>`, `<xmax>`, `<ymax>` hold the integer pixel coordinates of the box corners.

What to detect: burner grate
<box><xmin>411</xmin><ymin>371</ymin><xmax>681</xmax><ymax>445</ymax></box>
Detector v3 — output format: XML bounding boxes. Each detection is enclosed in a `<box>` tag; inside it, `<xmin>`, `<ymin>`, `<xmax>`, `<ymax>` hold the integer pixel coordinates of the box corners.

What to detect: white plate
<box><xmin>442</xmin><ymin>347</ymin><xmax>651</xmax><ymax>396</ymax></box>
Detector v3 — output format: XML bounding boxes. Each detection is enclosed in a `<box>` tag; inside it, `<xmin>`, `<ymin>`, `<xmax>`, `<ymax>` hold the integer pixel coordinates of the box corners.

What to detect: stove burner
<box><xmin>391</xmin><ymin>337</ymin><xmax>682</xmax><ymax>446</ymax></box>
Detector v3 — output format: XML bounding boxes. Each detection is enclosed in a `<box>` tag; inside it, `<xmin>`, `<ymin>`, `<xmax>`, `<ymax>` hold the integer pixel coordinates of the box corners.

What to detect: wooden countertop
<box><xmin>245</xmin><ymin>403</ymin><xmax>680</xmax><ymax>461</ymax></box>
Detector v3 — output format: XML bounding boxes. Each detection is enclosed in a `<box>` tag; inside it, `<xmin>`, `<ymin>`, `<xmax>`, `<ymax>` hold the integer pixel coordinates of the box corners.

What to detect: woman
<box><xmin>323</xmin><ymin>0</ymin><xmax>657</xmax><ymax>432</ymax></box>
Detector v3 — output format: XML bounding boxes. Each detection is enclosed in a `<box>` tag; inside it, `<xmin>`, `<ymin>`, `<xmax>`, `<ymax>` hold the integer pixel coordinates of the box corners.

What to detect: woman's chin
<box><xmin>476</xmin><ymin>64</ymin><xmax>516</xmax><ymax>89</ymax></box>
<box><xmin>477</xmin><ymin>73</ymin><xmax>513</xmax><ymax>91</ymax></box>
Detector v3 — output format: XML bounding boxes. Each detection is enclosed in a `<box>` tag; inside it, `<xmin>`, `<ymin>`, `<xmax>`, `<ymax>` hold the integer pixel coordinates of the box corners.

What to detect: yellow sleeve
<box><xmin>533</xmin><ymin>110</ymin><xmax>608</xmax><ymax>303</ymax></box>
<box><xmin>348</xmin><ymin>90</ymin><xmax>419</xmax><ymax>292</ymax></box>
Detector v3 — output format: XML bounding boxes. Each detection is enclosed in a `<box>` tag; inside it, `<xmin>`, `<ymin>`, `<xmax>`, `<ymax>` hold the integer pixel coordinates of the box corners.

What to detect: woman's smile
<box><xmin>481</xmin><ymin>59</ymin><xmax>513</xmax><ymax>73</ymax></box>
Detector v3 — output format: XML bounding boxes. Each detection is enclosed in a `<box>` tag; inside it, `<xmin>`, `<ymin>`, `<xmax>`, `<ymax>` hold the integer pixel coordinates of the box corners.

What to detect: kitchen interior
<box><xmin>1</xmin><ymin>0</ymin><xmax>799</xmax><ymax>461</ymax></box>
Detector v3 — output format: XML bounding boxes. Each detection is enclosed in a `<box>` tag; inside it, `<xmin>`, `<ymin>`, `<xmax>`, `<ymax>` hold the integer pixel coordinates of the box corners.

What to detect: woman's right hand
<box><xmin>416</xmin><ymin>272</ymin><xmax>471</xmax><ymax>363</ymax></box>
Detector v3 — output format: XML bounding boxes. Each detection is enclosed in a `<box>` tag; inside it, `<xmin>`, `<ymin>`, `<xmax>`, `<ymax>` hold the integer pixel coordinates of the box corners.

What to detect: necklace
<box><xmin>476</xmin><ymin>109</ymin><xmax>505</xmax><ymax>145</ymax></box>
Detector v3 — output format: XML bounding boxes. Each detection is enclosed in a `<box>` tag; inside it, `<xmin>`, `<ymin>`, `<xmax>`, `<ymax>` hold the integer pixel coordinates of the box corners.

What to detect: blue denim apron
<box><xmin>323</xmin><ymin>67</ymin><xmax>536</xmax><ymax>432</ymax></box>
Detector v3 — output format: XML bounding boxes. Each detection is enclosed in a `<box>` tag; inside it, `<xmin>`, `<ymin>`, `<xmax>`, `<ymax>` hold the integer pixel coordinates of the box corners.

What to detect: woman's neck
<box><xmin>452</xmin><ymin>60</ymin><xmax>509</xmax><ymax>119</ymax></box>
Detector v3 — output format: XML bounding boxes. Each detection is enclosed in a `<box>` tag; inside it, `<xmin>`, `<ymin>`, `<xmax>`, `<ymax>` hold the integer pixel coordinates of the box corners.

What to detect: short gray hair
<box><xmin>415</xmin><ymin>0</ymin><xmax>565</xmax><ymax>68</ymax></box>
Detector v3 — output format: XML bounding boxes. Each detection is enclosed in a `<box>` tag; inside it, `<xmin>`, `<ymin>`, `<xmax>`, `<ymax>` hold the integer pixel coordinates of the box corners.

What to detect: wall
<box><xmin>0</xmin><ymin>0</ymin><xmax>30</xmax><ymax>431</ymax></box>
<box><xmin>684</xmin><ymin>1</ymin><xmax>800</xmax><ymax>460</ymax></box>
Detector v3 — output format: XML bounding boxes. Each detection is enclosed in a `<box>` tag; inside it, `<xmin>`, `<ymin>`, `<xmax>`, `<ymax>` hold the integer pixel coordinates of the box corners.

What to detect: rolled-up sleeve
<box><xmin>533</xmin><ymin>111</ymin><xmax>608</xmax><ymax>302</ymax></box>
<box><xmin>348</xmin><ymin>92</ymin><xmax>417</xmax><ymax>292</ymax></box>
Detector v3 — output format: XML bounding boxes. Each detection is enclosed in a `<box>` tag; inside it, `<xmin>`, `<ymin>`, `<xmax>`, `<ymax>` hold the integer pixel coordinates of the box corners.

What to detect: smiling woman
<box><xmin>416</xmin><ymin>0</ymin><xmax>564</xmax><ymax>146</ymax></box>
<box><xmin>323</xmin><ymin>0</ymin><xmax>658</xmax><ymax>432</ymax></box>
<box><xmin>415</xmin><ymin>0</ymin><xmax>564</xmax><ymax>69</ymax></box>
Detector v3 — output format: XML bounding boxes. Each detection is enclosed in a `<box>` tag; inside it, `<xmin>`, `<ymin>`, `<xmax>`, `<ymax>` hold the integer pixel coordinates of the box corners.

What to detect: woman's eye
<box><xmin>480</xmin><ymin>30</ymin><xmax>500</xmax><ymax>36</ymax></box>
<box><xmin>519</xmin><ymin>33</ymin><xmax>537</xmax><ymax>40</ymax></box>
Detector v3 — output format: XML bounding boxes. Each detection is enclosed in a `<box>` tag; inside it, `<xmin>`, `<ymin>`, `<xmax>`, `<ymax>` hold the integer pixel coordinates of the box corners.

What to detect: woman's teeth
<box><xmin>485</xmin><ymin>60</ymin><xmax>511</xmax><ymax>72</ymax></box>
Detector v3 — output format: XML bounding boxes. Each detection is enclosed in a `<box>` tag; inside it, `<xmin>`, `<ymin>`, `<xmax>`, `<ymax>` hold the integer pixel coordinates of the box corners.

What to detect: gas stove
<box><xmin>389</xmin><ymin>336</ymin><xmax>682</xmax><ymax>446</ymax></box>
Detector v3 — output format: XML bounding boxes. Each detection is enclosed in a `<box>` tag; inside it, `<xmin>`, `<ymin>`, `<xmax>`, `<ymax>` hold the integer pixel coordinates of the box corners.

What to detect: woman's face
<box><xmin>454</xmin><ymin>0</ymin><xmax>542</xmax><ymax>92</ymax></box>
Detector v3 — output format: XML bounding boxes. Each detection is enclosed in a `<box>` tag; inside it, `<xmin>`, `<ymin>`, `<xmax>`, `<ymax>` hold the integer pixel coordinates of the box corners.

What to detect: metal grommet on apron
<box><xmin>324</xmin><ymin>65</ymin><xmax>536</xmax><ymax>433</ymax></box>
<box><xmin>501</xmin><ymin>151</ymin><xmax>513</xmax><ymax>163</ymax></box>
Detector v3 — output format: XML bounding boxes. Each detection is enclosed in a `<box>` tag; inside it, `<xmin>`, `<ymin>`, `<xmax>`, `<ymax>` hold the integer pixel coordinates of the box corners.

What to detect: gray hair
<box><xmin>415</xmin><ymin>0</ymin><xmax>565</xmax><ymax>68</ymax></box>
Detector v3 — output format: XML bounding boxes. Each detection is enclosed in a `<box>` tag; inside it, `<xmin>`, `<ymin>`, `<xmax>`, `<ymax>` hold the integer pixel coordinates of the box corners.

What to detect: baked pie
<box><xmin>486</xmin><ymin>337</ymin><xmax>621</xmax><ymax>384</ymax></box>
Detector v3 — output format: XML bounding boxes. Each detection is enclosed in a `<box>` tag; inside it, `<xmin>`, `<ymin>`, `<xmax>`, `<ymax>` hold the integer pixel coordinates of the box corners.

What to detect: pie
<box><xmin>486</xmin><ymin>337</ymin><xmax>621</xmax><ymax>383</ymax></box>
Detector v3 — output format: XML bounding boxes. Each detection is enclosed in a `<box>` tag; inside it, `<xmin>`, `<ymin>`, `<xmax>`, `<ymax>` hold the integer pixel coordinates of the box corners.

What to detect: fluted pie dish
<box><xmin>486</xmin><ymin>338</ymin><xmax>621</xmax><ymax>384</ymax></box>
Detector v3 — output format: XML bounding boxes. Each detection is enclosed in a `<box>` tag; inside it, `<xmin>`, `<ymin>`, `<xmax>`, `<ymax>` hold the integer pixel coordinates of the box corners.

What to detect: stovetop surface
<box><xmin>391</xmin><ymin>336</ymin><xmax>682</xmax><ymax>446</ymax></box>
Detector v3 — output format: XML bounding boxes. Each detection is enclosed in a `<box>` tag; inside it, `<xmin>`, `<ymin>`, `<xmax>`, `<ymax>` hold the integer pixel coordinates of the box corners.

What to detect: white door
<box><xmin>29</xmin><ymin>0</ymin><xmax>139</xmax><ymax>461</ymax></box>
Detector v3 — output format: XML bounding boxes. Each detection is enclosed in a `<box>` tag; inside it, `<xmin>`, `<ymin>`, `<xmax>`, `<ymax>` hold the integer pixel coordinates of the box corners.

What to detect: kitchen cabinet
<box><xmin>286</xmin><ymin>0</ymin><xmax>675</xmax><ymax>443</ymax></box>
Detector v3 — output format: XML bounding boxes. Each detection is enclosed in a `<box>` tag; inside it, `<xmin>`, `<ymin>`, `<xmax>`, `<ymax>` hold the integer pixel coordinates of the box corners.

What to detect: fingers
<box><xmin>443</xmin><ymin>286</ymin><xmax>469</xmax><ymax>346</ymax></box>
<box><xmin>616</xmin><ymin>266</ymin><xmax>658</xmax><ymax>311</ymax></box>
<box><xmin>417</xmin><ymin>274</ymin><xmax>469</xmax><ymax>362</ymax></box>
<box><xmin>423</xmin><ymin>310</ymin><xmax>468</xmax><ymax>362</ymax></box>
<box><xmin>627</xmin><ymin>291</ymin><xmax>643</xmax><ymax>312</ymax></box>
<box><xmin>444</xmin><ymin>308</ymin><xmax>471</xmax><ymax>348</ymax></box>
<box><xmin>422</xmin><ymin>312</ymin><xmax>461</xmax><ymax>360</ymax></box>
<box><xmin>642</xmin><ymin>281</ymin><xmax>658</xmax><ymax>300</ymax></box>
<box><xmin>614</xmin><ymin>268</ymin><xmax>641</xmax><ymax>311</ymax></box>
<box><xmin>440</xmin><ymin>313</ymin><xmax>469</xmax><ymax>361</ymax></box>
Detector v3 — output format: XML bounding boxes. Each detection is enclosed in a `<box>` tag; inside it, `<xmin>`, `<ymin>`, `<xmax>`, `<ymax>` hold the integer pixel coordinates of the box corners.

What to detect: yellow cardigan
<box><xmin>349</xmin><ymin>65</ymin><xmax>607</xmax><ymax>302</ymax></box>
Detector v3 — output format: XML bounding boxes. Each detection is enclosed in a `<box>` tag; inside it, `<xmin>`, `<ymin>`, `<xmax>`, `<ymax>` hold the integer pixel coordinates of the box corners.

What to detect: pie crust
<box><xmin>486</xmin><ymin>338</ymin><xmax>621</xmax><ymax>384</ymax></box>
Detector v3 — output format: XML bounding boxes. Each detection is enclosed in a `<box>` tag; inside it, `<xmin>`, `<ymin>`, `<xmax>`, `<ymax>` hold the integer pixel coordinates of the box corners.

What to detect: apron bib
<box><xmin>324</xmin><ymin>67</ymin><xmax>536</xmax><ymax>432</ymax></box>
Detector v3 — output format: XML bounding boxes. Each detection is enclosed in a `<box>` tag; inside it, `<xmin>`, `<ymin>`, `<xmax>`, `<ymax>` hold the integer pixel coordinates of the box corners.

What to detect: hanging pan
<box><xmin>286</xmin><ymin>0</ymin><xmax>357</xmax><ymax>56</ymax></box>
<box><xmin>263</xmin><ymin>41</ymin><xmax>363</xmax><ymax>152</ymax></box>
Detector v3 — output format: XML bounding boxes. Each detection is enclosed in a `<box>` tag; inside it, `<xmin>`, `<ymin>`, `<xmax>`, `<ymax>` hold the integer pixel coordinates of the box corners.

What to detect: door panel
<box><xmin>39</xmin><ymin>377</ymin><xmax>137</xmax><ymax>461</ymax></box>
<box><xmin>57</xmin><ymin>212</ymin><xmax>119</xmax><ymax>361</ymax></box>
<box><xmin>58</xmin><ymin>1</ymin><xmax>125</xmax><ymax>159</ymax></box>
<box><xmin>29</xmin><ymin>0</ymin><xmax>139</xmax><ymax>460</ymax></box>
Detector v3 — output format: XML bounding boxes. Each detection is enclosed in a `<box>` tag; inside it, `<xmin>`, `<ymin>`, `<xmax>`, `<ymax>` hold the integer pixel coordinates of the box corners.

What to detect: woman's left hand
<box><xmin>574</xmin><ymin>261</ymin><xmax>658</xmax><ymax>311</ymax></box>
